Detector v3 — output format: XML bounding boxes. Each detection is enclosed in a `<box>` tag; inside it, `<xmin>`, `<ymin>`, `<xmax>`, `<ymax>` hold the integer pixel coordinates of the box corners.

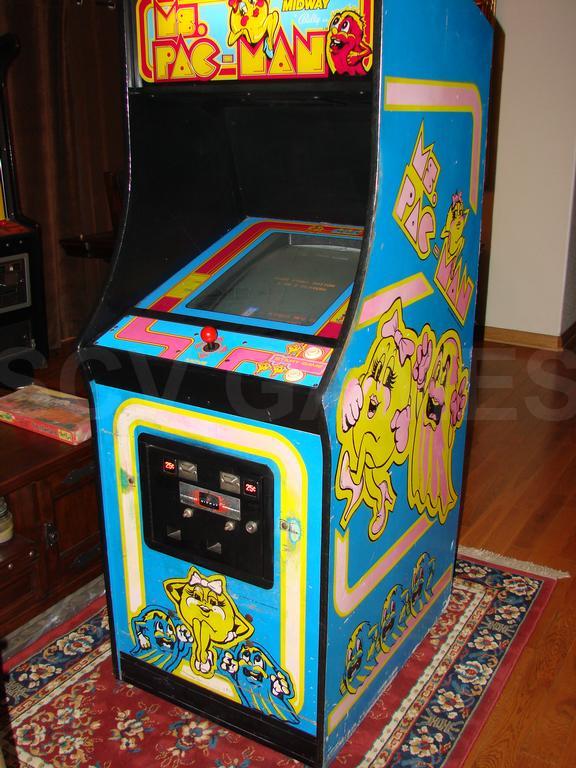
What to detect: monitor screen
<box><xmin>187</xmin><ymin>232</ymin><xmax>362</xmax><ymax>327</ymax></box>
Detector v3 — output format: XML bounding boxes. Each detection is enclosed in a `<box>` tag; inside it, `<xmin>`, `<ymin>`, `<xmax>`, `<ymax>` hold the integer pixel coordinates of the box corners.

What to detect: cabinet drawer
<box><xmin>0</xmin><ymin>558</ymin><xmax>41</xmax><ymax>606</ymax></box>
<box><xmin>0</xmin><ymin>534</ymin><xmax>39</xmax><ymax>578</ymax></box>
<box><xmin>0</xmin><ymin>536</ymin><xmax>42</xmax><ymax>633</ymax></box>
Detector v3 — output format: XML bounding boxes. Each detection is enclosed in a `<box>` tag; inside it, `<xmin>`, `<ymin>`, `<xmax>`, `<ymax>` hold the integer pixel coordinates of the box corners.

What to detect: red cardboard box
<box><xmin>0</xmin><ymin>385</ymin><xmax>91</xmax><ymax>445</ymax></box>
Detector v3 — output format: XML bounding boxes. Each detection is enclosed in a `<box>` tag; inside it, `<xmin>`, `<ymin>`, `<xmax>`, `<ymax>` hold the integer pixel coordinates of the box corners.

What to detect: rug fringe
<box><xmin>458</xmin><ymin>546</ymin><xmax>571</xmax><ymax>580</ymax></box>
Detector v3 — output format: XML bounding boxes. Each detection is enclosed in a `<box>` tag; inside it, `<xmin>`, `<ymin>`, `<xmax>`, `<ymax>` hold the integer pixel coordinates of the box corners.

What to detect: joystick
<box><xmin>200</xmin><ymin>325</ymin><xmax>219</xmax><ymax>352</ymax></box>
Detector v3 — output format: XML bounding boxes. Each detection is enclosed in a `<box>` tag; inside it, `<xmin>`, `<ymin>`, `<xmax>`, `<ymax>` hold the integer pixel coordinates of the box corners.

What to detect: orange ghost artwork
<box><xmin>326</xmin><ymin>10</ymin><xmax>372</xmax><ymax>76</ymax></box>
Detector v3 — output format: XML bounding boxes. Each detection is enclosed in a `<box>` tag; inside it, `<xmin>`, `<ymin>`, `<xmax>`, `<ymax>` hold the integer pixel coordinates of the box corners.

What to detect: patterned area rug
<box><xmin>0</xmin><ymin>554</ymin><xmax>559</xmax><ymax>768</ymax></box>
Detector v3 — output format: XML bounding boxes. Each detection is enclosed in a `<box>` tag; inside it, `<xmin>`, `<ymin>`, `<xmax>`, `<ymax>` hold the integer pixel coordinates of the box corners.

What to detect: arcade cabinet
<box><xmin>80</xmin><ymin>1</ymin><xmax>493</xmax><ymax>764</ymax></box>
<box><xmin>0</xmin><ymin>34</ymin><xmax>48</xmax><ymax>368</ymax></box>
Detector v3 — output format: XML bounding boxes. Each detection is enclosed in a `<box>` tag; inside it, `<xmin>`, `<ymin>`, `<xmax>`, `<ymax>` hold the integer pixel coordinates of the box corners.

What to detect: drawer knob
<box><xmin>7</xmin><ymin>562</ymin><xmax>14</xmax><ymax>570</ymax></box>
<box><xmin>28</xmin><ymin>549</ymin><xmax>35</xmax><ymax>558</ymax></box>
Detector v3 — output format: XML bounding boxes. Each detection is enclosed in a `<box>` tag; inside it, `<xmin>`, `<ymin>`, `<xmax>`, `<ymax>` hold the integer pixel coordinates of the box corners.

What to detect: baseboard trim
<box><xmin>482</xmin><ymin>321</ymin><xmax>576</xmax><ymax>351</ymax></box>
<box><xmin>482</xmin><ymin>326</ymin><xmax>563</xmax><ymax>350</ymax></box>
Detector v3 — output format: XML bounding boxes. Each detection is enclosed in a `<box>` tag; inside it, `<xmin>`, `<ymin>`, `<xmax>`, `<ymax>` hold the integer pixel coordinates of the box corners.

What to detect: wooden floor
<box><xmin>460</xmin><ymin>343</ymin><xmax>576</xmax><ymax>768</ymax></box>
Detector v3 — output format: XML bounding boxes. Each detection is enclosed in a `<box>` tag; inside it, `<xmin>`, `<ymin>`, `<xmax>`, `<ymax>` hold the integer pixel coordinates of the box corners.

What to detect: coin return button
<box><xmin>178</xmin><ymin>461</ymin><xmax>198</xmax><ymax>482</ymax></box>
<box><xmin>220</xmin><ymin>471</ymin><xmax>240</xmax><ymax>494</ymax></box>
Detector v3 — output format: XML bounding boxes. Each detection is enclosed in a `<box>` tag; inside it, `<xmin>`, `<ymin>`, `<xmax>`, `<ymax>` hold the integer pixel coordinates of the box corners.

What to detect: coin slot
<box><xmin>166</xmin><ymin>526</ymin><xmax>182</xmax><ymax>541</ymax></box>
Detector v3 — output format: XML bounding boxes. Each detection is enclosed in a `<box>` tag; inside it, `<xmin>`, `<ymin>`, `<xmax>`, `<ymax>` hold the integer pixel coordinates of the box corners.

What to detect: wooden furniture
<box><xmin>0</xmin><ymin>417</ymin><xmax>102</xmax><ymax>638</ymax></box>
<box><xmin>59</xmin><ymin>231</ymin><xmax>115</xmax><ymax>261</ymax></box>
<box><xmin>59</xmin><ymin>171</ymin><xmax>122</xmax><ymax>263</ymax></box>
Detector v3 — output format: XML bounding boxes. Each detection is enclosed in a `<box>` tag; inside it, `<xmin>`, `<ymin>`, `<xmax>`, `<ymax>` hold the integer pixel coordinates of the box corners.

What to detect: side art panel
<box><xmin>322</xmin><ymin>0</ymin><xmax>493</xmax><ymax>758</ymax></box>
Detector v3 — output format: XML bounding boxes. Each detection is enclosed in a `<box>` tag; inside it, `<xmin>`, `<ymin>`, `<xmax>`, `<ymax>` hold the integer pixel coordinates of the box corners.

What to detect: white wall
<box><xmin>486</xmin><ymin>0</ymin><xmax>576</xmax><ymax>336</ymax></box>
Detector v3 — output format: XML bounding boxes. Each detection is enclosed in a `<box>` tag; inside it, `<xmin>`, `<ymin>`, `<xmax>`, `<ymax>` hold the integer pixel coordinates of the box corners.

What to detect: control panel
<box><xmin>138</xmin><ymin>434</ymin><xmax>274</xmax><ymax>588</ymax></box>
<box><xmin>96</xmin><ymin>315</ymin><xmax>334</xmax><ymax>388</ymax></box>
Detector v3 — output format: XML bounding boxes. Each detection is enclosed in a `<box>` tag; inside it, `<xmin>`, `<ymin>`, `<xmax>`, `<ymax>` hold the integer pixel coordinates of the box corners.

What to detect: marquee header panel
<box><xmin>134</xmin><ymin>0</ymin><xmax>375</xmax><ymax>83</ymax></box>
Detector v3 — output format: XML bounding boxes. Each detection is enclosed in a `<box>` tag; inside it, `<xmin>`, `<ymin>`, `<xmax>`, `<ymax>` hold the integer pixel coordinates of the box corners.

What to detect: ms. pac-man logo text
<box><xmin>393</xmin><ymin>123</ymin><xmax>440</xmax><ymax>261</ymax></box>
<box><xmin>135</xmin><ymin>0</ymin><xmax>374</xmax><ymax>83</ymax></box>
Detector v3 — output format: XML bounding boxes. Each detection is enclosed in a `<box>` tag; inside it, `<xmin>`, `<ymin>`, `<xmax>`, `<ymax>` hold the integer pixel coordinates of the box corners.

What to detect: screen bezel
<box><xmin>137</xmin><ymin>220</ymin><xmax>364</xmax><ymax>339</ymax></box>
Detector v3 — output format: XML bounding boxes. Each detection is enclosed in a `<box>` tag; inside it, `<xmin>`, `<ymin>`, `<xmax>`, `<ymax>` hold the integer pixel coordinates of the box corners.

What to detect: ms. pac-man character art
<box><xmin>80</xmin><ymin>1</ymin><xmax>493</xmax><ymax>765</ymax></box>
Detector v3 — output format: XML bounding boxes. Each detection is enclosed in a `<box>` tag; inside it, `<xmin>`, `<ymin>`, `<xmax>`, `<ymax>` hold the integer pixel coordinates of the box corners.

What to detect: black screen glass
<box><xmin>187</xmin><ymin>232</ymin><xmax>361</xmax><ymax>326</ymax></box>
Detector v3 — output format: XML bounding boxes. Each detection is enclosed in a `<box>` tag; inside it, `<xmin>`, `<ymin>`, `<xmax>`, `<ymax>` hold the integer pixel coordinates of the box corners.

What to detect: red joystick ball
<box><xmin>200</xmin><ymin>325</ymin><xmax>219</xmax><ymax>351</ymax></box>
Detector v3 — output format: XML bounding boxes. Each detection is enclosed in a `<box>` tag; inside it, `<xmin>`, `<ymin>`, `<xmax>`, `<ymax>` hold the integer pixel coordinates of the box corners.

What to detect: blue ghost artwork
<box><xmin>130</xmin><ymin>605</ymin><xmax>191</xmax><ymax>673</ymax></box>
<box><xmin>219</xmin><ymin>641</ymin><xmax>299</xmax><ymax>724</ymax></box>
<box><xmin>339</xmin><ymin>621</ymin><xmax>377</xmax><ymax>695</ymax></box>
<box><xmin>375</xmin><ymin>583</ymin><xmax>404</xmax><ymax>653</ymax></box>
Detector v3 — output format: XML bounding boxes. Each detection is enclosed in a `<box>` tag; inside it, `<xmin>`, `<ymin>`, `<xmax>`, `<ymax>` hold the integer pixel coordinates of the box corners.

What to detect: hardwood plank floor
<box><xmin>460</xmin><ymin>343</ymin><xmax>576</xmax><ymax>768</ymax></box>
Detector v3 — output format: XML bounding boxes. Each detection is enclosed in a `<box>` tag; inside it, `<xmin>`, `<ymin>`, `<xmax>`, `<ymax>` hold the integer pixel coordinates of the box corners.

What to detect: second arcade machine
<box><xmin>80</xmin><ymin>0</ymin><xmax>493</xmax><ymax>765</ymax></box>
<box><xmin>0</xmin><ymin>34</ymin><xmax>48</xmax><ymax>369</ymax></box>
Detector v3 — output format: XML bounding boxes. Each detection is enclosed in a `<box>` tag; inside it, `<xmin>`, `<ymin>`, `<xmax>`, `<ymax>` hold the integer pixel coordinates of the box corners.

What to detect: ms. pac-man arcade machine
<box><xmin>80</xmin><ymin>0</ymin><xmax>492</xmax><ymax>764</ymax></box>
